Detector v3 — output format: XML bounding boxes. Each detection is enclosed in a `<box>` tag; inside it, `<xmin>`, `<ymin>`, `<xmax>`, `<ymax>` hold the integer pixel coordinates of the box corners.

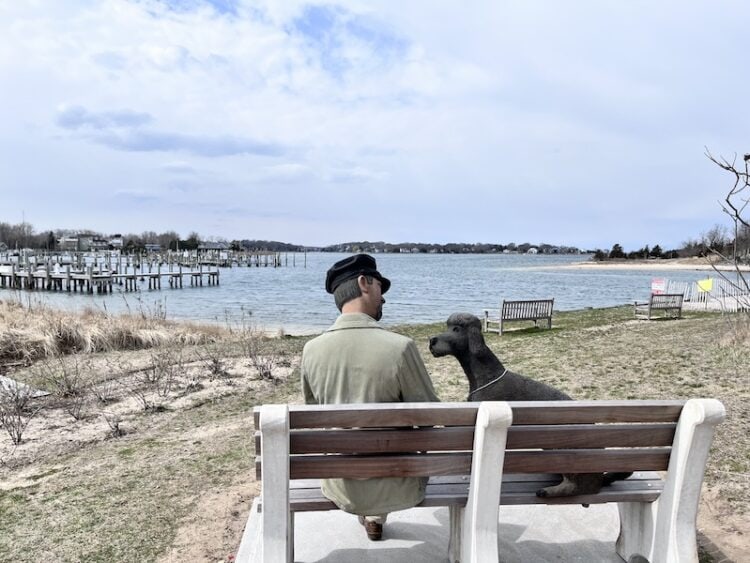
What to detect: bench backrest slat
<box><xmin>510</xmin><ymin>402</ymin><xmax>683</xmax><ymax>424</ymax></box>
<box><xmin>650</xmin><ymin>293</ymin><xmax>684</xmax><ymax>308</ymax></box>
<box><xmin>253</xmin><ymin>423</ymin><xmax>677</xmax><ymax>455</ymax></box>
<box><xmin>501</xmin><ymin>299</ymin><xmax>553</xmax><ymax>321</ymax></box>
<box><xmin>254</xmin><ymin>401</ymin><xmax>686</xmax><ymax>481</ymax></box>
<box><xmin>255</xmin><ymin>446</ymin><xmax>672</xmax><ymax>480</ymax></box>
<box><xmin>288</xmin><ymin>452</ymin><xmax>472</xmax><ymax>479</ymax></box>
<box><xmin>252</xmin><ymin>400</ymin><xmax>684</xmax><ymax>428</ymax></box>
<box><xmin>503</xmin><ymin>448</ymin><xmax>671</xmax><ymax>474</ymax></box>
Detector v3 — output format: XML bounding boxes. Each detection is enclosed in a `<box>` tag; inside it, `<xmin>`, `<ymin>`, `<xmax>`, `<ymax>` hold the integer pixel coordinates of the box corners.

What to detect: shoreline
<box><xmin>559</xmin><ymin>258</ymin><xmax>750</xmax><ymax>272</ymax></box>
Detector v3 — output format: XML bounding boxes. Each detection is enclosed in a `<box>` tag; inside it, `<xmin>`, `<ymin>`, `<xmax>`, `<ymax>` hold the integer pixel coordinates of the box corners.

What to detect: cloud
<box><xmin>56</xmin><ymin>105</ymin><xmax>153</xmax><ymax>130</ymax></box>
<box><xmin>55</xmin><ymin>105</ymin><xmax>284</xmax><ymax>157</ymax></box>
<box><xmin>94</xmin><ymin>129</ymin><xmax>283</xmax><ymax>156</ymax></box>
<box><xmin>326</xmin><ymin>166</ymin><xmax>385</xmax><ymax>184</ymax></box>
<box><xmin>1</xmin><ymin>1</ymin><xmax>747</xmax><ymax>248</ymax></box>
<box><xmin>113</xmin><ymin>191</ymin><xmax>161</xmax><ymax>204</ymax></box>
<box><xmin>161</xmin><ymin>161</ymin><xmax>197</xmax><ymax>174</ymax></box>
<box><xmin>257</xmin><ymin>163</ymin><xmax>313</xmax><ymax>183</ymax></box>
<box><xmin>290</xmin><ymin>4</ymin><xmax>408</xmax><ymax>78</ymax></box>
<box><xmin>157</xmin><ymin>0</ymin><xmax>240</xmax><ymax>17</ymax></box>
<box><xmin>91</xmin><ymin>51</ymin><xmax>128</xmax><ymax>70</ymax></box>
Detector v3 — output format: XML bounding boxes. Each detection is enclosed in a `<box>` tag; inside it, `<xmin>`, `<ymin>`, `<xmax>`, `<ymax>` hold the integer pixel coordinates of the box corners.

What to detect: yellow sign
<box><xmin>697</xmin><ymin>278</ymin><xmax>713</xmax><ymax>292</ymax></box>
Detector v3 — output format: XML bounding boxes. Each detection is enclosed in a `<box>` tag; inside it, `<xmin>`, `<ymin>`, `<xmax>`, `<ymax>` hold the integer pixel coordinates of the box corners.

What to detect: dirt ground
<box><xmin>1</xmin><ymin>308</ymin><xmax>749</xmax><ymax>562</ymax></box>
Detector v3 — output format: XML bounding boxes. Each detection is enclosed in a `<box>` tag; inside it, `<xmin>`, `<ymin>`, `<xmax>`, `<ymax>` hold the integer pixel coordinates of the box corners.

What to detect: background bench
<box><xmin>634</xmin><ymin>293</ymin><xmax>684</xmax><ymax>320</ymax></box>
<box><xmin>484</xmin><ymin>298</ymin><xmax>554</xmax><ymax>334</ymax></box>
<box><xmin>237</xmin><ymin>398</ymin><xmax>724</xmax><ymax>563</ymax></box>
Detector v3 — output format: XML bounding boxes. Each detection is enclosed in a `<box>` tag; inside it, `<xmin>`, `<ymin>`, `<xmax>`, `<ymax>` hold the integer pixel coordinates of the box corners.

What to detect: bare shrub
<box><xmin>0</xmin><ymin>380</ymin><xmax>42</xmax><ymax>445</ymax></box>
<box><xmin>195</xmin><ymin>342</ymin><xmax>230</xmax><ymax>380</ymax></box>
<box><xmin>90</xmin><ymin>377</ymin><xmax>119</xmax><ymax>405</ymax></box>
<box><xmin>122</xmin><ymin>345</ymin><xmax>186</xmax><ymax>410</ymax></box>
<box><xmin>120</xmin><ymin>376</ymin><xmax>153</xmax><ymax>411</ymax></box>
<box><xmin>100</xmin><ymin>411</ymin><xmax>125</xmax><ymax>438</ymax></box>
<box><xmin>240</xmin><ymin>326</ymin><xmax>280</xmax><ymax>381</ymax></box>
<box><xmin>34</xmin><ymin>355</ymin><xmax>91</xmax><ymax>421</ymax></box>
<box><xmin>146</xmin><ymin>346</ymin><xmax>185</xmax><ymax>397</ymax></box>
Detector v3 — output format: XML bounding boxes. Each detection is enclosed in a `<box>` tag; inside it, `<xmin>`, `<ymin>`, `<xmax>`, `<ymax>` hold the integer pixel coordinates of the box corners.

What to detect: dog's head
<box><xmin>429</xmin><ymin>312</ymin><xmax>486</xmax><ymax>358</ymax></box>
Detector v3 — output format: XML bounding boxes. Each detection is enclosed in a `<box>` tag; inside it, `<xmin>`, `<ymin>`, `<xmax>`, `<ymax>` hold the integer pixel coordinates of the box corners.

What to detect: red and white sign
<box><xmin>651</xmin><ymin>278</ymin><xmax>666</xmax><ymax>294</ymax></box>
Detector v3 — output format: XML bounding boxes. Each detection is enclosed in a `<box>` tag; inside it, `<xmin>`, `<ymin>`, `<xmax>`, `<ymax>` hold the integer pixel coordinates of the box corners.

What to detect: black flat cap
<box><xmin>325</xmin><ymin>253</ymin><xmax>391</xmax><ymax>294</ymax></box>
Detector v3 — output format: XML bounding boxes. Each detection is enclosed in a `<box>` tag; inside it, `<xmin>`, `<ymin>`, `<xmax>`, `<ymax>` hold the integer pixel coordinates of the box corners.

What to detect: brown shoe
<box><xmin>358</xmin><ymin>516</ymin><xmax>383</xmax><ymax>541</ymax></box>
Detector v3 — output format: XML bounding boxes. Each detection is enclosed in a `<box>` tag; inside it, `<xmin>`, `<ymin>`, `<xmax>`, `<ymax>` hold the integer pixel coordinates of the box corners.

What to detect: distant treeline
<box><xmin>1</xmin><ymin>220</ymin><xmax>748</xmax><ymax>259</ymax></box>
<box><xmin>592</xmin><ymin>223</ymin><xmax>750</xmax><ymax>262</ymax></box>
<box><xmin>318</xmin><ymin>241</ymin><xmax>582</xmax><ymax>254</ymax></box>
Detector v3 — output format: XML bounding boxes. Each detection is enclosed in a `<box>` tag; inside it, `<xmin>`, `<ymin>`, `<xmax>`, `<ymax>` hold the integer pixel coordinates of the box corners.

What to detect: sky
<box><xmin>1</xmin><ymin>0</ymin><xmax>748</xmax><ymax>250</ymax></box>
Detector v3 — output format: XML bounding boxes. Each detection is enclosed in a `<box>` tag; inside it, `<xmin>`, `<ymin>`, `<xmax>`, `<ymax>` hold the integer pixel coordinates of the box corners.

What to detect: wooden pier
<box><xmin>0</xmin><ymin>249</ymin><xmax>307</xmax><ymax>295</ymax></box>
<box><xmin>0</xmin><ymin>263</ymin><xmax>219</xmax><ymax>295</ymax></box>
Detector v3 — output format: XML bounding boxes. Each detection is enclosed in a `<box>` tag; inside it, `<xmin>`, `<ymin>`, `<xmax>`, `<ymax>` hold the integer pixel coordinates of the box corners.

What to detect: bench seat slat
<box><xmin>278</xmin><ymin>472</ymin><xmax>665</xmax><ymax>512</ymax></box>
<box><xmin>288</xmin><ymin>471</ymin><xmax>663</xmax><ymax>489</ymax></box>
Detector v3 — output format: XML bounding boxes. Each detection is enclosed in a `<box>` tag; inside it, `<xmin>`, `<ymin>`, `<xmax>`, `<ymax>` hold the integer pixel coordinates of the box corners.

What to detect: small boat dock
<box><xmin>0</xmin><ymin>262</ymin><xmax>219</xmax><ymax>294</ymax></box>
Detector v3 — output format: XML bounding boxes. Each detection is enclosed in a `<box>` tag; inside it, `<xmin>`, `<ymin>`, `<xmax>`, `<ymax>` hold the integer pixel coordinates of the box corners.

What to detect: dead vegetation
<box><xmin>0</xmin><ymin>298</ymin><xmax>221</xmax><ymax>363</ymax></box>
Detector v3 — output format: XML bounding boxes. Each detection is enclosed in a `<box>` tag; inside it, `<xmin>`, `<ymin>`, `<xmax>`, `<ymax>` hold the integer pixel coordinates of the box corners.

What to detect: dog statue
<box><xmin>428</xmin><ymin>312</ymin><xmax>631</xmax><ymax>498</ymax></box>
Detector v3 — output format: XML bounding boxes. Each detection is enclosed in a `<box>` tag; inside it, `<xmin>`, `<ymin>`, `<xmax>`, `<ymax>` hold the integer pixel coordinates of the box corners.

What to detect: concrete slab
<box><xmin>0</xmin><ymin>375</ymin><xmax>49</xmax><ymax>398</ymax></box>
<box><xmin>288</xmin><ymin>504</ymin><xmax>625</xmax><ymax>562</ymax></box>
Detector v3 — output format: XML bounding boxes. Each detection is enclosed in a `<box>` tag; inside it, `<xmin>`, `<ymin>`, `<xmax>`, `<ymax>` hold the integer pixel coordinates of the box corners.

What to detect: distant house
<box><xmin>109</xmin><ymin>235</ymin><xmax>123</xmax><ymax>249</ymax></box>
<box><xmin>198</xmin><ymin>241</ymin><xmax>230</xmax><ymax>251</ymax></box>
<box><xmin>527</xmin><ymin>247</ymin><xmax>539</xmax><ymax>254</ymax></box>
<box><xmin>144</xmin><ymin>243</ymin><xmax>162</xmax><ymax>253</ymax></box>
<box><xmin>90</xmin><ymin>238</ymin><xmax>109</xmax><ymax>251</ymax></box>
<box><xmin>57</xmin><ymin>237</ymin><xmax>80</xmax><ymax>251</ymax></box>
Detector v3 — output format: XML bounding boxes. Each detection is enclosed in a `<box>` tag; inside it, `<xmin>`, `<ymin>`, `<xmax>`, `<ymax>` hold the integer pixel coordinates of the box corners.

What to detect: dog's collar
<box><xmin>468</xmin><ymin>368</ymin><xmax>508</xmax><ymax>398</ymax></box>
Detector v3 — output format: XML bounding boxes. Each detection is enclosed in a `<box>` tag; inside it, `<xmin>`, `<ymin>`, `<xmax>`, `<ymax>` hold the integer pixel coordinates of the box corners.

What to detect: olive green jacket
<box><xmin>301</xmin><ymin>313</ymin><xmax>439</xmax><ymax>515</ymax></box>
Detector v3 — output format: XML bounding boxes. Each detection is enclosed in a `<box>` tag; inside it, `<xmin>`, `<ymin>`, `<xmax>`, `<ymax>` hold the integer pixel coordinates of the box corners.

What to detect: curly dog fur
<box><xmin>429</xmin><ymin>312</ymin><xmax>631</xmax><ymax>498</ymax></box>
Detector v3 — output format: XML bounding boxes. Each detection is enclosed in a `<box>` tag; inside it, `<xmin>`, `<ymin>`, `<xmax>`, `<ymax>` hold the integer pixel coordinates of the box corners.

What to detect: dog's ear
<box><xmin>467</xmin><ymin>323</ymin><xmax>486</xmax><ymax>355</ymax></box>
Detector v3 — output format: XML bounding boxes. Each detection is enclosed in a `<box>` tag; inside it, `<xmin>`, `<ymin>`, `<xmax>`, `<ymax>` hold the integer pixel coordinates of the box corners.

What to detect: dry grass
<box><xmin>0</xmin><ymin>298</ymin><xmax>222</xmax><ymax>362</ymax></box>
<box><xmin>0</xmin><ymin>305</ymin><xmax>747</xmax><ymax>562</ymax></box>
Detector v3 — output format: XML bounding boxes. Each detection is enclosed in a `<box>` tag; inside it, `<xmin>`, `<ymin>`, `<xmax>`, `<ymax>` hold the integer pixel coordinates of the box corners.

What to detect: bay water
<box><xmin>0</xmin><ymin>253</ymin><xmax>716</xmax><ymax>334</ymax></box>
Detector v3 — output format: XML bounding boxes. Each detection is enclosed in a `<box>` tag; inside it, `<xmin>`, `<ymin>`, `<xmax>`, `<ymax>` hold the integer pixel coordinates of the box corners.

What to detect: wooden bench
<box><xmin>236</xmin><ymin>399</ymin><xmax>724</xmax><ymax>563</ymax></box>
<box><xmin>483</xmin><ymin>298</ymin><xmax>554</xmax><ymax>334</ymax></box>
<box><xmin>634</xmin><ymin>293</ymin><xmax>684</xmax><ymax>320</ymax></box>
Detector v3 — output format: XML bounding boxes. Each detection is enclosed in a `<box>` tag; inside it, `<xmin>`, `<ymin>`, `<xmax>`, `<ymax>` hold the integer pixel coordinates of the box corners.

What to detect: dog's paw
<box><xmin>535</xmin><ymin>488</ymin><xmax>548</xmax><ymax>498</ymax></box>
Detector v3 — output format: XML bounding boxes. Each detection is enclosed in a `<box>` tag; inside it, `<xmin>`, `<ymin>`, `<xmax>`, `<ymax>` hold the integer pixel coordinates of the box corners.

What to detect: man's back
<box><xmin>301</xmin><ymin>312</ymin><xmax>439</xmax><ymax>515</ymax></box>
<box><xmin>302</xmin><ymin>313</ymin><xmax>437</xmax><ymax>405</ymax></box>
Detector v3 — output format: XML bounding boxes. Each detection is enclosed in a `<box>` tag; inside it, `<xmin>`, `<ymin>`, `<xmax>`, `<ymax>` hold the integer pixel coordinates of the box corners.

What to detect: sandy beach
<box><xmin>560</xmin><ymin>257</ymin><xmax>750</xmax><ymax>272</ymax></box>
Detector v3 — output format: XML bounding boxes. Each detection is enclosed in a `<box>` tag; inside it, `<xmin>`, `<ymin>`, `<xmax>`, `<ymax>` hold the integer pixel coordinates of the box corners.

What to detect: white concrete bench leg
<box><xmin>616</xmin><ymin>399</ymin><xmax>725</xmax><ymax>563</ymax></box>
<box><xmin>448</xmin><ymin>505</ymin><xmax>464</xmax><ymax>562</ymax></box>
<box><xmin>236</xmin><ymin>497</ymin><xmax>262</xmax><ymax>563</ymax></box>
<box><xmin>460</xmin><ymin>401</ymin><xmax>513</xmax><ymax>563</ymax></box>
<box><xmin>259</xmin><ymin>404</ymin><xmax>292</xmax><ymax>563</ymax></box>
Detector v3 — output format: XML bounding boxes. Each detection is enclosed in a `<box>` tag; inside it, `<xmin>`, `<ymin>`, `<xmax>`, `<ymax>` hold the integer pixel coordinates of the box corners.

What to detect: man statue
<box><xmin>301</xmin><ymin>253</ymin><xmax>439</xmax><ymax>541</ymax></box>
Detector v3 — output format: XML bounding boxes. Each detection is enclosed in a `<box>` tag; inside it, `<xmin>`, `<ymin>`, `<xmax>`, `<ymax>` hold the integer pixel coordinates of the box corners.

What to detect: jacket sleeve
<box><xmin>300</xmin><ymin>351</ymin><xmax>317</xmax><ymax>404</ymax></box>
<box><xmin>397</xmin><ymin>340</ymin><xmax>440</xmax><ymax>402</ymax></box>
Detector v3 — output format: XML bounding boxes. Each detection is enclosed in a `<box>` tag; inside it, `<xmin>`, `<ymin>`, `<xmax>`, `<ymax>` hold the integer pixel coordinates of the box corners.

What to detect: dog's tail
<box><xmin>603</xmin><ymin>471</ymin><xmax>633</xmax><ymax>486</ymax></box>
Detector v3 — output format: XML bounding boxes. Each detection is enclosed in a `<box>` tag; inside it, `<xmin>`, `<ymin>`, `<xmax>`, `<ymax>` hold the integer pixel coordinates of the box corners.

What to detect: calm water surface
<box><xmin>1</xmin><ymin>253</ymin><xmax>712</xmax><ymax>334</ymax></box>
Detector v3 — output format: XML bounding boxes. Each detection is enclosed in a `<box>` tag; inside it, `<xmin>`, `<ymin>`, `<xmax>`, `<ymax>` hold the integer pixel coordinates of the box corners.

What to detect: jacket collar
<box><xmin>327</xmin><ymin>312</ymin><xmax>382</xmax><ymax>332</ymax></box>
